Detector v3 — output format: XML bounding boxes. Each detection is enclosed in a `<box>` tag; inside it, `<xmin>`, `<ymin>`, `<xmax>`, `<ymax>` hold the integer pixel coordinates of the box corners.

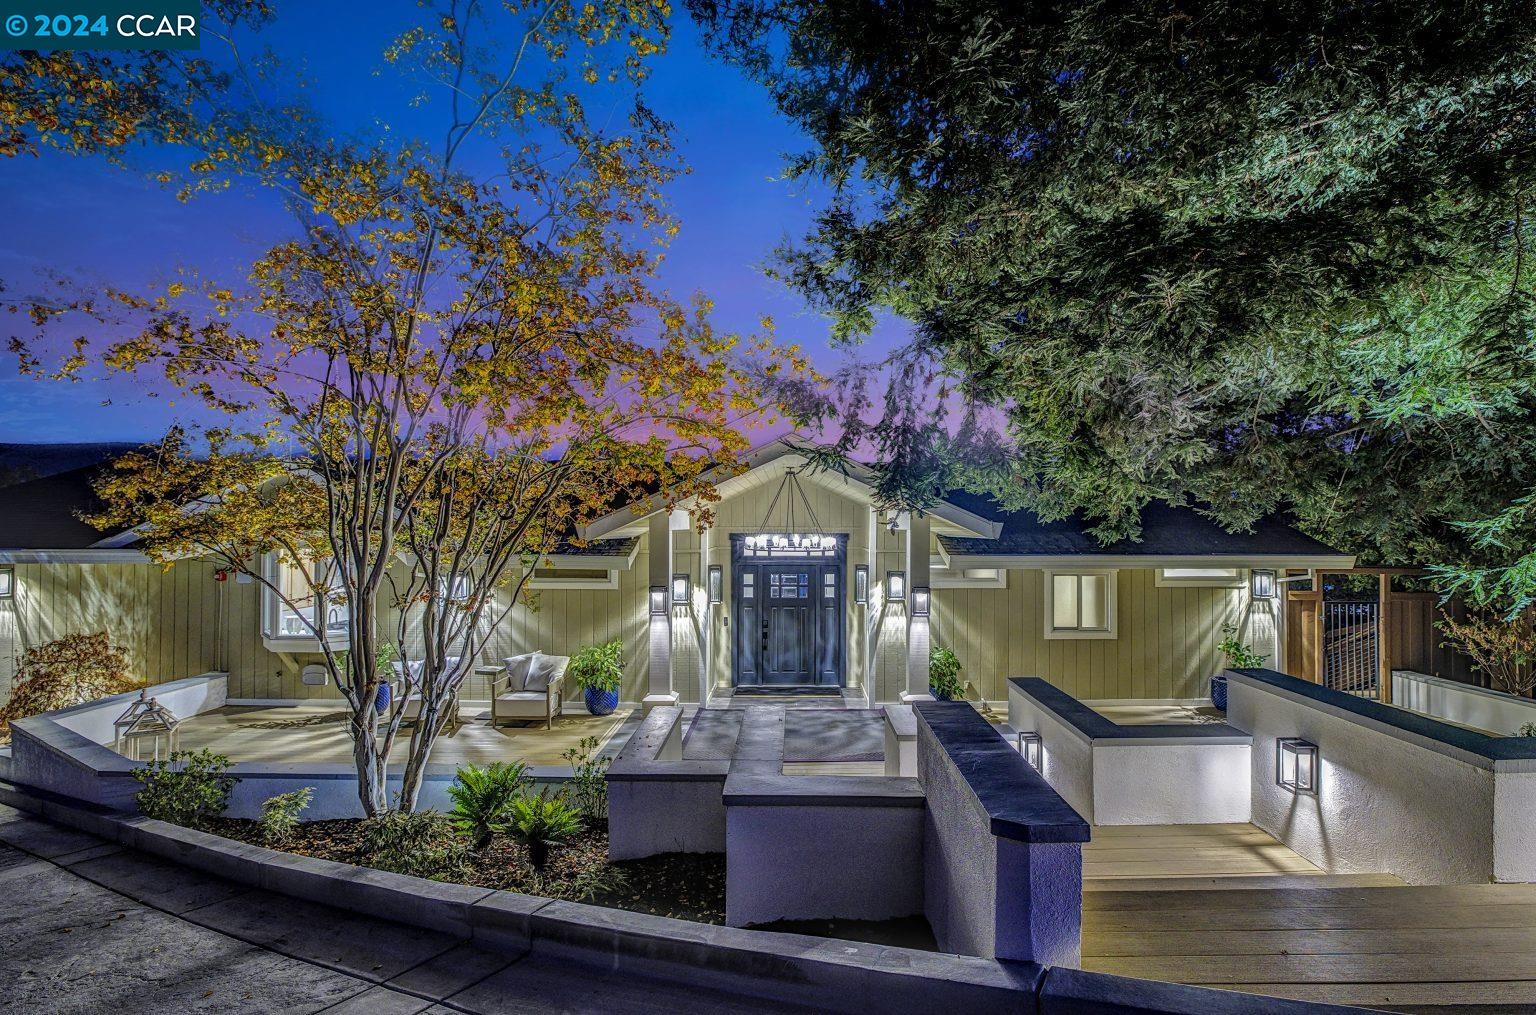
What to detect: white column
<box><xmin>902</xmin><ymin>512</ymin><xmax>933</xmax><ymax>702</ymax></box>
<box><xmin>645</xmin><ymin>511</ymin><xmax>679</xmax><ymax>711</ymax></box>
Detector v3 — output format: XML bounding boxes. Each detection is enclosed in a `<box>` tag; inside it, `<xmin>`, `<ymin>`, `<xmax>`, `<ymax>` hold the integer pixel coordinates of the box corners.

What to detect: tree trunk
<box><xmin>351</xmin><ymin>712</ymin><xmax>390</xmax><ymax>816</ymax></box>
<box><xmin>396</xmin><ymin>694</ymin><xmax>455</xmax><ymax>812</ymax></box>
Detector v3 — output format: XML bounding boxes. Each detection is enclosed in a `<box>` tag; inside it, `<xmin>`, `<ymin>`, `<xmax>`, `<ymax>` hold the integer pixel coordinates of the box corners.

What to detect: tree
<box><xmin>7</xmin><ymin>0</ymin><xmax>796</xmax><ymax>814</ymax></box>
<box><xmin>692</xmin><ymin>0</ymin><xmax>1536</xmax><ymax>588</ymax></box>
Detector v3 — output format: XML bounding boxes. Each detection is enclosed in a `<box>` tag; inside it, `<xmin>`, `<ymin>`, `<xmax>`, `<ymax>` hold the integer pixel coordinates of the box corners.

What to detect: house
<box><xmin>0</xmin><ymin>441</ymin><xmax>1354</xmax><ymax>710</ymax></box>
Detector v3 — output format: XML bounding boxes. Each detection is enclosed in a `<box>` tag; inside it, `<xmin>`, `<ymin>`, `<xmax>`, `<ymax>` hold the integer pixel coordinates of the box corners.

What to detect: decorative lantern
<box><xmin>1017</xmin><ymin>730</ymin><xmax>1042</xmax><ymax>770</ymax></box>
<box><xmin>911</xmin><ymin>586</ymin><xmax>931</xmax><ymax>617</ymax></box>
<box><xmin>707</xmin><ymin>565</ymin><xmax>723</xmax><ymax>605</ymax></box>
<box><xmin>113</xmin><ymin>690</ymin><xmax>181</xmax><ymax>762</ymax></box>
<box><xmin>854</xmin><ymin>565</ymin><xmax>869</xmax><ymax>606</ymax></box>
<box><xmin>671</xmin><ymin>572</ymin><xmax>692</xmax><ymax>605</ymax></box>
<box><xmin>1276</xmin><ymin>738</ymin><xmax>1319</xmax><ymax>794</ymax></box>
<box><xmin>649</xmin><ymin>586</ymin><xmax>668</xmax><ymax>616</ymax></box>
<box><xmin>887</xmin><ymin>570</ymin><xmax>907</xmax><ymax>603</ymax></box>
<box><xmin>1250</xmin><ymin>568</ymin><xmax>1278</xmax><ymax>600</ymax></box>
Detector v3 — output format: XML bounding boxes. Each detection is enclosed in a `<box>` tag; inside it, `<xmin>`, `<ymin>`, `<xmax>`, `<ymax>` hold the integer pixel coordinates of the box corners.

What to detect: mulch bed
<box><xmin>208</xmin><ymin>817</ymin><xmax>727</xmax><ymax>924</ymax></box>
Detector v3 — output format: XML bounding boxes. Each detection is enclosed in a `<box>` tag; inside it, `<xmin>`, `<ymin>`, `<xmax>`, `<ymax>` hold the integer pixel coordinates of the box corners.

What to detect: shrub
<box><xmin>1520</xmin><ymin>722</ymin><xmax>1536</xmax><ymax>738</ymax></box>
<box><xmin>259</xmin><ymin>787</ymin><xmax>314</xmax><ymax>846</ymax></box>
<box><xmin>134</xmin><ymin>749</ymin><xmax>237</xmax><ymax>829</ymax></box>
<box><xmin>560</xmin><ymin>735</ymin><xmax>610</xmax><ymax>823</ymax></box>
<box><xmin>1439</xmin><ymin>612</ymin><xmax>1536</xmax><ymax>697</ymax></box>
<box><xmin>0</xmin><ymin>632</ymin><xmax>141</xmax><ymax>742</ymax></box>
<box><xmin>360</xmin><ymin>809</ymin><xmax>470</xmax><ymax>881</ymax></box>
<box><xmin>928</xmin><ymin>646</ymin><xmax>964</xmax><ymax>700</ymax></box>
<box><xmin>569</xmin><ymin>639</ymin><xmax>623</xmax><ymax>694</ymax></box>
<box><xmin>508</xmin><ymin>790</ymin><xmax>583</xmax><ymax>870</ymax></box>
<box><xmin>1217</xmin><ymin>624</ymin><xmax>1268</xmax><ymax>670</ymax></box>
<box><xmin>447</xmin><ymin>761</ymin><xmax>529</xmax><ymax>851</ymax></box>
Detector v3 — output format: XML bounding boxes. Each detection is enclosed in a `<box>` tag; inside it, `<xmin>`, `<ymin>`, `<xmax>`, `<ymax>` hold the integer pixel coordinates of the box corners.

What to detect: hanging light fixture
<box><xmin>743</xmin><ymin>468</ymin><xmax>837</xmax><ymax>556</ymax></box>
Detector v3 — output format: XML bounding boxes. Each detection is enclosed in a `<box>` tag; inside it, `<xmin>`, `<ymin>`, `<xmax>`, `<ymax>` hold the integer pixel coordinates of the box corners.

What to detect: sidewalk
<box><xmin>0</xmin><ymin>803</ymin><xmax>803</xmax><ymax>1014</ymax></box>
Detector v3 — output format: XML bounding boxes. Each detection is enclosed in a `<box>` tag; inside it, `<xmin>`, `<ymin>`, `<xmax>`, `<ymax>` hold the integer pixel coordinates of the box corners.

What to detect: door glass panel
<box><xmin>742</xmin><ymin>572</ymin><xmax>753</xmax><ymax>598</ymax></box>
<box><xmin>823</xmin><ymin>573</ymin><xmax>835</xmax><ymax>599</ymax></box>
<box><xmin>1052</xmin><ymin>574</ymin><xmax>1079</xmax><ymax>629</ymax></box>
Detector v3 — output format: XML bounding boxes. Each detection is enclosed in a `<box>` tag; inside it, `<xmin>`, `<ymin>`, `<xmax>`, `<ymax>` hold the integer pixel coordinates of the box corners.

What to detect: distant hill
<box><xmin>0</xmin><ymin>442</ymin><xmax>139</xmax><ymax>488</ymax></box>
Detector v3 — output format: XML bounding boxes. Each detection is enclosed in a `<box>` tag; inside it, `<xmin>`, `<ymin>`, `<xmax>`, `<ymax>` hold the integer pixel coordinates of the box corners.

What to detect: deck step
<box><xmin>1085</xmin><ymin>872</ymin><xmax>1405</xmax><ymax>892</ymax></box>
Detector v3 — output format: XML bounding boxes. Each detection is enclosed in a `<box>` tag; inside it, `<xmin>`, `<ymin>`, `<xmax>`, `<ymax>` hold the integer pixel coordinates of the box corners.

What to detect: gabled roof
<box><xmin>938</xmin><ymin>499</ymin><xmax>1353</xmax><ymax>568</ymax></box>
<box><xmin>0</xmin><ymin>465</ymin><xmax>130</xmax><ymax>552</ymax></box>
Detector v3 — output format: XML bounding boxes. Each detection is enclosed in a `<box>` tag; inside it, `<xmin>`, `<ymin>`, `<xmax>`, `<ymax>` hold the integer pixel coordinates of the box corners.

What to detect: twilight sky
<box><xmin>0</xmin><ymin>3</ymin><xmax>902</xmax><ymax>442</ymax></box>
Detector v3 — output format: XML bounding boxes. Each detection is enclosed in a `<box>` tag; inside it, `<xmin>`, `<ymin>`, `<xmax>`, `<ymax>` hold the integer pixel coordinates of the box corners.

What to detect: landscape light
<box><xmin>1276</xmin><ymin>738</ymin><xmax>1319</xmax><ymax>794</ymax></box>
<box><xmin>1017</xmin><ymin>731</ymin><xmax>1042</xmax><ymax>770</ymax></box>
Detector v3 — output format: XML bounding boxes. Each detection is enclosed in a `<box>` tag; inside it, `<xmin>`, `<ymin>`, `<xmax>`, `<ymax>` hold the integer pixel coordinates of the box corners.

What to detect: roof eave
<box><xmin>940</xmin><ymin>552</ymin><xmax>1358</xmax><ymax>570</ymax></box>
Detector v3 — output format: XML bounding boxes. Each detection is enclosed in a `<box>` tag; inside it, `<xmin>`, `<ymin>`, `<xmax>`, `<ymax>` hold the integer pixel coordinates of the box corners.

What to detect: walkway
<box><xmin>0</xmin><ymin>803</ymin><xmax>805</xmax><ymax>1014</ymax></box>
<box><xmin>1082</xmin><ymin>824</ymin><xmax>1536</xmax><ymax>1012</ymax></box>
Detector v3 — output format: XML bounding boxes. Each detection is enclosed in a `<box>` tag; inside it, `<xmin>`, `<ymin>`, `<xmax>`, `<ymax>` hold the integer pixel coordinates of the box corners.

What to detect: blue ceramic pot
<box><xmin>929</xmin><ymin>684</ymin><xmax>954</xmax><ymax>702</ymax></box>
<box><xmin>1210</xmin><ymin>674</ymin><xmax>1228</xmax><ymax>711</ymax></box>
<box><xmin>375</xmin><ymin>681</ymin><xmax>392</xmax><ymax>713</ymax></box>
<box><xmin>584</xmin><ymin>686</ymin><xmax>619</xmax><ymax>716</ymax></box>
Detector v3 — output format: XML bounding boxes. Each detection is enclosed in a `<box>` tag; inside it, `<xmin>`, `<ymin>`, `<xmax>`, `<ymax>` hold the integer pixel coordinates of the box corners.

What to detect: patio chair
<box><xmin>492</xmin><ymin>652</ymin><xmax>568</xmax><ymax>730</ymax></box>
<box><xmin>390</xmin><ymin>657</ymin><xmax>466</xmax><ymax>730</ymax></box>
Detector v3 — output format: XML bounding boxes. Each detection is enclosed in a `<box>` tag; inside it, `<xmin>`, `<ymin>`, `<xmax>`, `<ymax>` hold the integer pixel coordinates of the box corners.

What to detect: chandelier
<box><xmin>742</xmin><ymin>469</ymin><xmax>837</xmax><ymax>554</ymax></box>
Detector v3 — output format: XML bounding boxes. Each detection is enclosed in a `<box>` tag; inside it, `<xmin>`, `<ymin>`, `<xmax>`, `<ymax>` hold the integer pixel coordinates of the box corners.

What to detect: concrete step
<box><xmin>1084</xmin><ymin>872</ymin><xmax>1406</xmax><ymax>892</ymax></box>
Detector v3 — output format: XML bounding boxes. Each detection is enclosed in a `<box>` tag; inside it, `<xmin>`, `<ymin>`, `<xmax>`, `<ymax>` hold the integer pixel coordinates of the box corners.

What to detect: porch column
<box><xmin>902</xmin><ymin>512</ymin><xmax>932</xmax><ymax>701</ymax></box>
<box><xmin>645</xmin><ymin>512</ymin><xmax>679</xmax><ymax>712</ymax></box>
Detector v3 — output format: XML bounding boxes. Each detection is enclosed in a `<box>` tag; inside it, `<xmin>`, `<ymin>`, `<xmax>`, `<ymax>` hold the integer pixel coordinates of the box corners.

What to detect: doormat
<box><xmin>731</xmin><ymin>686</ymin><xmax>841</xmax><ymax>697</ymax></box>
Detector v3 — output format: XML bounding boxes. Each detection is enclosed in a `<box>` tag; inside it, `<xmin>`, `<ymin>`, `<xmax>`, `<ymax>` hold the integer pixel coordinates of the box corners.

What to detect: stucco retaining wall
<box><xmin>1229</xmin><ymin>668</ymin><xmax>1536</xmax><ymax>884</ymax></box>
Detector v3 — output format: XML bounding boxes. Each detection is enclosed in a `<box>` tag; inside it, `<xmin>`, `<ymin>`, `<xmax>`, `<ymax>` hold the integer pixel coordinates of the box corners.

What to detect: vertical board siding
<box><xmin>0</xmin><ymin>560</ymin><xmax>221</xmax><ymax>703</ymax></box>
<box><xmin>931</xmin><ymin>568</ymin><xmax>1272</xmax><ymax>703</ymax></box>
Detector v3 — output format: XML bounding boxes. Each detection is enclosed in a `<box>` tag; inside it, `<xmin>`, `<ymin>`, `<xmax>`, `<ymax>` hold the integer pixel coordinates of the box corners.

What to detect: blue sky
<box><xmin>0</xmin><ymin>3</ymin><xmax>900</xmax><ymax>442</ymax></box>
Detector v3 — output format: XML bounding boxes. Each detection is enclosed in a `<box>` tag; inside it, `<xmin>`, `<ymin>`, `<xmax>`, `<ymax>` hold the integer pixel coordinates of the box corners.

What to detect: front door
<box><xmin>732</xmin><ymin>536</ymin><xmax>845</xmax><ymax>687</ymax></box>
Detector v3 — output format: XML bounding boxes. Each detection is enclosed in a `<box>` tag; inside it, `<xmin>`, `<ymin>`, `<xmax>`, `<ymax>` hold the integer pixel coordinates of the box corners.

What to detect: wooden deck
<box><xmin>1082</xmin><ymin>824</ymin><xmax>1536</xmax><ymax>1012</ymax></box>
<box><xmin>175</xmin><ymin>704</ymin><xmax>637</xmax><ymax>767</ymax></box>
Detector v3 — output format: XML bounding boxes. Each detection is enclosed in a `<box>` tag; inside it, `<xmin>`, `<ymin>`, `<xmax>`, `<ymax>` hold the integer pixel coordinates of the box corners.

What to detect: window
<box><xmin>1044</xmin><ymin>570</ymin><xmax>1117</xmax><ymax>639</ymax></box>
<box><xmin>529</xmin><ymin>566</ymin><xmax>618</xmax><ymax>590</ymax></box>
<box><xmin>261</xmin><ymin>553</ymin><xmax>350</xmax><ymax>652</ymax></box>
<box><xmin>437</xmin><ymin>575</ymin><xmax>472</xmax><ymax>603</ymax></box>
<box><xmin>1155</xmin><ymin>567</ymin><xmax>1243</xmax><ymax>588</ymax></box>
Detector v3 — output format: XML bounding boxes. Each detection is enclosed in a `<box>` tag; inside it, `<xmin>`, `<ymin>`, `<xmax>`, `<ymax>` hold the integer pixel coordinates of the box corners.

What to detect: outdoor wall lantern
<box><xmin>671</xmin><ymin>573</ymin><xmax>692</xmax><ymax>606</ymax></box>
<box><xmin>649</xmin><ymin>586</ymin><xmax>668</xmax><ymax>616</ymax></box>
<box><xmin>1250</xmin><ymin>568</ymin><xmax>1278</xmax><ymax>600</ymax></box>
<box><xmin>1276</xmin><ymin>737</ymin><xmax>1319</xmax><ymax>794</ymax></box>
<box><xmin>854</xmin><ymin>564</ymin><xmax>869</xmax><ymax>605</ymax></box>
<box><xmin>912</xmin><ymin>586</ymin><xmax>931</xmax><ymax>616</ymax></box>
<box><xmin>0</xmin><ymin>566</ymin><xmax>11</xmax><ymax>598</ymax></box>
<box><xmin>1017</xmin><ymin>730</ymin><xmax>1042</xmax><ymax>770</ymax></box>
<box><xmin>707</xmin><ymin>565</ymin><xmax>723</xmax><ymax>605</ymax></box>
<box><xmin>886</xmin><ymin>570</ymin><xmax>907</xmax><ymax>604</ymax></box>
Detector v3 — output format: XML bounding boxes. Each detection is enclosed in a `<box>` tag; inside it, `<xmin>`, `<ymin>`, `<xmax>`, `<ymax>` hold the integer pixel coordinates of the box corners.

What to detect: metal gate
<box><xmin>1323</xmin><ymin>600</ymin><xmax>1379</xmax><ymax>697</ymax></box>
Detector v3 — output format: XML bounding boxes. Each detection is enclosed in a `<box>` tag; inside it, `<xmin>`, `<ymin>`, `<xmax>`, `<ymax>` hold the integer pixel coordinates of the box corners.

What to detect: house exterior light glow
<box><xmin>1251</xmin><ymin>568</ymin><xmax>1278</xmax><ymax>599</ymax></box>
<box><xmin>707</xmin><ymin>564</ymin><xmax>723</xmax><ymax>605</ymax></box>
<box><xmin>0</xmin><ymin>566</ymin><xmax>11</xmax><ymax>598</ymax></box>
<box><xmin>1276</xmin><ymin>737</ymin><xmax>1318</xmax><ymax>794</ymax></box>
<box><xmin>912</xmin><ymin>586</ymin><xmax>931</xmax><ymax>616</ymax></box>
<box><xmin>1017</xmin><ymin>730</ymin><xmax>1042</xmax><ymax>769</ymax></box>
<box><xmin>649</xmin><ymin>586</ymin><xmax>668</xmax><ymax>615</ymax></box>
<box><xmin>854</xmin><ymin>564</ymin><xmax>869</xmax><ymax>605</ymax></box>
<box><xmin>671</xmin><ymin>573</ymin><xmax>691</xmax><ymax>605</ymax></box>
<box><xmin>886</xmin><ymin>570</ymin><xmax>906</xmax><ymax>603</ymax></box>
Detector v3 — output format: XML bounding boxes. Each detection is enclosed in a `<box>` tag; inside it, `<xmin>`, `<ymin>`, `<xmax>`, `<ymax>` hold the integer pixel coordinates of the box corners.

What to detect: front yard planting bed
<box><xmin>207</xmin><ymin>816</ymin><xmax>728</xmax><ymax>923</ymax></box>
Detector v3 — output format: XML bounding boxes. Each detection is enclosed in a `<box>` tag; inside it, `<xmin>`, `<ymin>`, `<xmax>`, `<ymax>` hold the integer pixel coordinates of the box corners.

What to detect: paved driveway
<box><xmin>0</xmin><ymin>803</ymin><xmax>801</xmax><ymax>1014</ymax></box>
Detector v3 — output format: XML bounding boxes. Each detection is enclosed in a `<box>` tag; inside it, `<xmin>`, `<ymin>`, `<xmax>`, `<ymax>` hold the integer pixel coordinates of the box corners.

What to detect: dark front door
<box><xmin>732</xmin><ymin>536</ymin><xmax>845</xmax><ymax>687</ymax></box>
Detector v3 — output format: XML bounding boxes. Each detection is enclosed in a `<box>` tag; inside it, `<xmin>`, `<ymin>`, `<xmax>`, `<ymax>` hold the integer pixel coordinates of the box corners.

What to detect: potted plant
<box><xmin>570</xmin><ymin>638</ymin><xmax>623</xmax><ymax>716</ymax></box>
<box><xmin>1212</xmin><ymin>624</ymin><xmax>1267</xmax><ymax>711</ymax></box>
<box><xmin>929</xmin><ymin>646</ymin><xmax>965</xmax><ymax>701</ymax></box>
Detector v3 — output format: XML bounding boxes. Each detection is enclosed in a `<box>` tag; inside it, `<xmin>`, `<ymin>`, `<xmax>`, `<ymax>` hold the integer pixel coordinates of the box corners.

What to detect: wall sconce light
<box><xmin>1250</xmin><ymin>568</ymin><xmax>1278</xmax><ymax>600</ymax></box>
<box><xmin>649</xmin><ymin>586</ymin><xmax>668</xmax><ymax>616</ymax></box>
<box><xmin>911</xmin><ymin>586</ymin><xmax>931</xmax><ymax>617</ymax></box>
<box><xmin>707</xmin><ymin>565</ymin><xmax>723</xmax><ymax>605</ymax></box>
<box><xmin>1017</xmin><ymin>730</ymin><xmax>1042</xmax><ymax>770</ymax></box>
<box><xmin>886</xmin><ymin>570</ymin><xmax>906</xmax><ymax>603</ymax></box>
<box><xmin>1276</xmin><ymin>738</ymin><xmax>1319</xmax><ymax>794</ymax></box>
<box><xmin>671</xmin><ymin>573</ymin><xmax>691</xmax><ymax>605</ymax></box>
<box><xmin>854</xmin><ymin>564</ymin><xmax>869</xmax><ymax>606</ymax></box>
<box><xmin>0</xmin><ymin>566</ymin><xmax>12</xmax><ymax>598</ymax></box>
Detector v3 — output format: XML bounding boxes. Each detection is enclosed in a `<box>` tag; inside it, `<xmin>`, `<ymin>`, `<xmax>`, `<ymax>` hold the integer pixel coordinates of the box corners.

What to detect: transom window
<box><xmin>1044</xmin><ymin>569</ymin><xmax>1118</xmax><ymax>640</ymax></box>
<box><xmin>1155</xmin><ymin>567</ymin><xmax>1243</xmax><ymax>588</ymax></box>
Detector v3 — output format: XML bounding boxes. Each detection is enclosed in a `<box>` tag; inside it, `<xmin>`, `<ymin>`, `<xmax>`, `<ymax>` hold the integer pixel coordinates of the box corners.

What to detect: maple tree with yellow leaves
<box><xmin>3</xmin><ymin>0</ymin><xmax>806</xmax><ymax>814</ymax></box>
